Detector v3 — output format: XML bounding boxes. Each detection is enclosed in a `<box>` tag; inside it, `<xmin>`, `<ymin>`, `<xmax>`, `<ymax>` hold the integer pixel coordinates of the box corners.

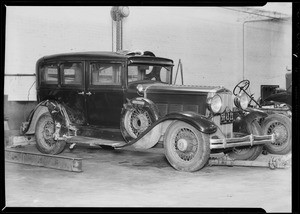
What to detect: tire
<box><xmin>163</xmin><ymin>121</ymin><xmax>210</xmax><ymax>172</ymax></box>
<box><xmin>261</xmin><ymin>114</ymin><xmax>291</xmax><ymax>155</ymax></box>
<box><xmin>35</xmin><ymin>113</ymin><xmax>66</xmax><ymax>154</ymax></box>
<box><xmin>122</xmin><ymin>106</ymin><xmax>154</xmax><ymax>140</ymax></box>
<box><xmin>228</xmin><ymin>120</ymin><xmax>263</xmax><ymax>160</ymax></box>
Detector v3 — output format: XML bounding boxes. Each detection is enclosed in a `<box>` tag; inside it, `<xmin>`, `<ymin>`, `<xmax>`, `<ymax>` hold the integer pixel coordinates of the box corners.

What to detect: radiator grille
<box><xmin>212</xmin><ymin>115</ymin><xmax>233</xmax><ymax>138</ymax></box>
<box><xmin>212</xmin><ymin>92</ymin><xmax>233</xmax><ymax>138</ymax></box>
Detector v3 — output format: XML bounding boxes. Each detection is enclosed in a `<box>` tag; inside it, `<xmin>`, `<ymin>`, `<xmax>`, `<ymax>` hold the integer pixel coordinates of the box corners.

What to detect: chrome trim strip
<box><xmin>210</xmin><ymin>134</ymin><xmax>275</xmax><ymax>149</ymax></box>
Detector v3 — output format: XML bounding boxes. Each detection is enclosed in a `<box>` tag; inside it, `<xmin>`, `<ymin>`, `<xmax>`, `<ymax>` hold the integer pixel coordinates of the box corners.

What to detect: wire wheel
<box><xmin>35</xmin><ymin>113</ymin><xmax>66</xmax><ymax>154</ymax></box>
<box><xmin>123</xmin><ymin>107</ymin><xmax>153</xmax><ymax>138</ymax></box>
<box><xmin>262</xmin><ymin>114</ymin><xmax>291</xmax><ymax>155</ymax></box>
<box><xmin>267</xmin><ymin>122</ymin><xmax>288</xmax><ymax>146</ymax></box>
<box><xmin>41</xmin><ymin>120</ymin><xmax>56</xmax><ymax>148</ymax></box>
<box><xmin>173</xmin><ymin>128</ymin><xmax>198</xmax><ymax>161</ymax></box>
<box><xmin>228</xmin><ymin>120</ymin><xmax>263</xmax><ymax>160</ymax></box>
<box><xmin>164</xmin><ymin>121</ymin><xmax>210</xmax><ymax>172</ymax></box>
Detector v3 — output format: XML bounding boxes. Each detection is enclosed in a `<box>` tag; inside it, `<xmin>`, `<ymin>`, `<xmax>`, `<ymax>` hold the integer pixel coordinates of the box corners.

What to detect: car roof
<box><xmin>39</xmin><ymin>51</ymin><xmax>174</xmax><ymax>65</ymax></box>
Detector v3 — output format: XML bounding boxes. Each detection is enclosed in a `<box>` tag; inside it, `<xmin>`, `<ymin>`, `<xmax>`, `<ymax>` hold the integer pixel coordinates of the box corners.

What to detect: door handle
<box><xmin>86</xmin><ymin>92</ymin><xmax>92</xmax><ymax>96</ymax></box>
<box><xmin>78</xmin><ymin>91</ymin><xmax>85</xmax><ymax>95</ymax></box>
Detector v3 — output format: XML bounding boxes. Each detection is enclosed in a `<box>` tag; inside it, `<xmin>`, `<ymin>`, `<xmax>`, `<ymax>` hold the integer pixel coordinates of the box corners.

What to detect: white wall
<box><xmin>123</xmin><ymin>6</ymin><xmax>292</xmax><ymax>99</ymax></box>
<box><xmin>244</xmin><ymin>19</ymin><xmax>292</xmax><ymax>97</ymax></box>
<box><xmin>5</xmin><ymin>5</ymin><xmax>292</xmax><ymax>101</ymax></box>
<box><xmin>123</xmin><ymin>7</ymin><xmax>244</xmax><ymax>89</ymax></box>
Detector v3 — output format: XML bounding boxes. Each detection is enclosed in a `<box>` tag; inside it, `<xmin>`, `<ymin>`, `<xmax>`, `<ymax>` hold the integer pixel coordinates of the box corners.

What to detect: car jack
<box><xmin>208</xmin><ymin>154</ymin><xmax>291</xmax><ymax>169</ymax></box>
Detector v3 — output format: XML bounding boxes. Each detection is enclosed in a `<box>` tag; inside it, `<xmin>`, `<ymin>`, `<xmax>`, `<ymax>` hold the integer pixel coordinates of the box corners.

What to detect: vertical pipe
<box><xmin>120</xmin><ymin>20</ymin><xmax>123</xmax><ymax>50</ymax></box>
<box><xmin>112</xmin><ymin>19</ymin><xmax>114</xmax><ymax>51</ymax></box>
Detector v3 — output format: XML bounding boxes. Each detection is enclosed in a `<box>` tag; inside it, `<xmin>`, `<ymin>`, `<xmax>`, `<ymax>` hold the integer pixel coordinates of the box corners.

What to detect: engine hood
<box><xmin>128</xmin><ymin>81</ymin><xmax>231</xmax><ymax>97</ymax></box>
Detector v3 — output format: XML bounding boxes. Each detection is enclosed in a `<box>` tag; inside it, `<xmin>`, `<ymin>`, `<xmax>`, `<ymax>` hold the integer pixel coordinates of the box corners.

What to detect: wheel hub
<box><xmin>268</xmin><ymin>122</ymin><xmax>288</xmax><ymax>146</ymax></box>
<box><xmin>42</xmin><ymin>121</ymin><xmax>55</xmax><ymax>145</ymax></box>
<box><xmin>124</xmin><ymin>107</ymin><xmax>152</xmax><ymax>138</ymax></box>
<box><xmin>174</xmin><ymin>128</ymin><xmax>198</xmax><ymax>161</ymax></box>
<box><xmin>43</xmin><ymin>122</ymin><xmax>54</xmax><ymax>139</ymax></box>
<box><xmin>177</xmin><ymin>139</ymin><xmax>188</xmax><ymax>152</ymax></box>
<box><xmin>132</xmin><ymin>114</ymin><xmax>149</xmax><ymax>131</ymax></box>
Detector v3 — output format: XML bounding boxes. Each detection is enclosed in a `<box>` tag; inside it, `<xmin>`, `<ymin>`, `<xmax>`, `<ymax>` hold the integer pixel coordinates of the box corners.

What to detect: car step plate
<box><xmin>5</xmin><ymin>148</ymin><xmax>82</xmax><ymax>172</ymax></box>
<box><xmin>68</xmin><ymin>136</ymin><xmax>127</xmax><ymax>147</ymax></box>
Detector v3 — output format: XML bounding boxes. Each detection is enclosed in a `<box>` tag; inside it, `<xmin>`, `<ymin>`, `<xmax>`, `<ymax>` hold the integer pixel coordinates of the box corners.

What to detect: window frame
<box><xmin>88</xmin><ymin>61</ymin><xmax>124</xmax><ymax>89</ymax></box>
<box><xmin>39</xmin><ymin>61</ymin><xmax>60</xmax><ymax>87</ymax></box>
<box><xmin>126</xmin><ymin>63</ymin><xmax>173</xmax><ymax>85</ymax></box>
<box><xmin>59</xmin><ymin>61</ymin><xmax>85</xmax><ymax>89</ymax></box>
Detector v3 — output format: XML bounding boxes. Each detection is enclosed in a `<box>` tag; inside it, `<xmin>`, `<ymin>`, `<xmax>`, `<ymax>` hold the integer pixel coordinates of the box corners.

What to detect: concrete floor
<box><xmin>5</xmin><ymin>143</ymin><xmax>291</xmax><ymax>212</ymax></box>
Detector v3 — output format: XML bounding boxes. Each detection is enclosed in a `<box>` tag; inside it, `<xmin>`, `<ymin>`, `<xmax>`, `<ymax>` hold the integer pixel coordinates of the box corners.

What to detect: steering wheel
<box><xmin>233</xmin><ymin>80</ymin><xmax>250</xmax><ymax>96</ymax></box>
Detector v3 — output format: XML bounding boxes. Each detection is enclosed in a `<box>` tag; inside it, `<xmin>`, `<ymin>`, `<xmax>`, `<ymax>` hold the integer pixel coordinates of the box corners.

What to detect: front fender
<box><xmin>243</xmin><ymin>108</ymin><xmax>268</xmax><ymax>123</ymax></box>
<box><xmin>118</xmin><ymin>111</ymin><xmax>217</xmax><ymax>148</ymax></box>
<box><xmin>233</xmin><ymin>108</ymin><xmax>268</xmax><ymax>133</ymax></box>
<box><xmin>162</xmin><ymin>111</ymin><xmax>217</xmax><ymax>134</ymax></box>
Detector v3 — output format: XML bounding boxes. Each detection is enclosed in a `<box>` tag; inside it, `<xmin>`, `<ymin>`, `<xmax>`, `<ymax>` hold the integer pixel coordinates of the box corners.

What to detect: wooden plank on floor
<box><xmin>5</xmin><ymin>149</ymin><xmax>83</xmax><ymax>172</ymax></box>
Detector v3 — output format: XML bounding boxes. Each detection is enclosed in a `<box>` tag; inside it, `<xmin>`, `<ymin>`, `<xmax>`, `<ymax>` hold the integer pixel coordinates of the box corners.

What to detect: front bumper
<box><xmin>210</xmin><ymin>134</ymin><xmax>275</xmax><ymax>149</ymax></box>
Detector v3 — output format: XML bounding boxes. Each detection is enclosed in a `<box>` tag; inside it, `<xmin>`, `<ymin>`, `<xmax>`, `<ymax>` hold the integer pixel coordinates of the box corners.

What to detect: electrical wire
<box><xmin>23</xmin><ymin>80</ymin><xmax>36</xmax><ymax>122</ymax></box>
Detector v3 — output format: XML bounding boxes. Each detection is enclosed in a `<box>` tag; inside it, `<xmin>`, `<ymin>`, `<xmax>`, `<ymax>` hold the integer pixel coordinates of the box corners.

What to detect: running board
<box><xmin>5</xmin><ymin>149</ymin><xmax>83</xmax><ymax>172</ymax></box>
<box><xmin>67</xmin><ymin>136</ymin><xmax>127</xmax><ymax>148</ymax></box>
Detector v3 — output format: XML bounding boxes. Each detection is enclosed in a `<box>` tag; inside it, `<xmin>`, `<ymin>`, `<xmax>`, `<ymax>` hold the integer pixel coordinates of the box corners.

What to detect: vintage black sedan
<box><xmin>22</xmin><ymin>50</ymin><xmax>275</xmax><ymax>172</ymax></box>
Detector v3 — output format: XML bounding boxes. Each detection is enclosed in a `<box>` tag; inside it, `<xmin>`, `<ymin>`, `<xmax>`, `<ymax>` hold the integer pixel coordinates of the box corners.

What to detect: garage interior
<box><xmin>3</xmin><ymin>4</ymin><xmax>293</xmax><ymax>212</ymax></box>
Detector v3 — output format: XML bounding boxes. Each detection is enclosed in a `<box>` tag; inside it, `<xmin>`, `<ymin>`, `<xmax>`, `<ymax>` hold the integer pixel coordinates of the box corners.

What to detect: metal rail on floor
<box><xmin>5</xmin><ymin>149</ymin><xmax>83</xmax><ymax>172</ymax></box>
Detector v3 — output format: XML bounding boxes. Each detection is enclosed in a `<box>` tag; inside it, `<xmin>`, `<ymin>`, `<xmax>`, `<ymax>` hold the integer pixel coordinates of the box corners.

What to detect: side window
<box><xmin>40</xmin><ymin>64</ymin><xmax>58</xmax><ymax>85</ymax></box>
<box><xmin>128</xmin><ymin>66</ymin><xmax>139</xmax><ymax>82</ymax></box>
<box><xmin>62</xmin><ymin>62</ymin><xmax>83</xmax><ymax>85</ymax></box>
<box><xmin>90</xmin><ymin>63</ymin><xmax>121</xmax><ymax>85</ymax></box>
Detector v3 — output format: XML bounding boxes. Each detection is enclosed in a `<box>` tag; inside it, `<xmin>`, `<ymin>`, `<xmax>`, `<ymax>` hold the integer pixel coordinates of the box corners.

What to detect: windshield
<box><xmin>128</xmin><ymin>65</ymin><xmax>172</xmax><ymax>84</ymax></box>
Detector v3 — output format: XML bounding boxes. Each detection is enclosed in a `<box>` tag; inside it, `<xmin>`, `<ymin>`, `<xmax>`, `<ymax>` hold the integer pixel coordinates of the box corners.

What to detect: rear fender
<box><xmin>25</xmin><ymin>101</ymin><xmax>49</xmax><ymax>134</ymax></box>
<box><xmin>25</xmin><ymin>100</ymin><xmax>77</xmax><ymax>139</ymax></box>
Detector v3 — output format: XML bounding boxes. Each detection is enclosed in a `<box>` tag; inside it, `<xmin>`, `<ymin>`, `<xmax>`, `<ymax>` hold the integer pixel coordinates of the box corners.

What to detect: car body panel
<box><xmin>25</xmin><ymin>51</ymin><xmax>274</xmax><ymax>151</ymax></box>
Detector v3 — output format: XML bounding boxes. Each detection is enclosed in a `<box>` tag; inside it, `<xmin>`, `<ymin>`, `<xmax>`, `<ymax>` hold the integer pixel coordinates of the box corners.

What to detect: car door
<box><xmin>86</xmin><ymin>60</ymin><xmax>125</xmax><ymax>128</ymax></box>
<box><xmin>58</xmin><ymin>61</ymin><xmax>87</xmax><ymax>125</ymax></box>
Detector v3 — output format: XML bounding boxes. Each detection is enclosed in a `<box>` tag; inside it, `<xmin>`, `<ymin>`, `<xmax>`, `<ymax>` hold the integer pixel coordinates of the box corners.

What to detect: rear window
<box><xmin>62</xmin><ymin>62</ymin><xmax>83</xmax><ymax>85</ymax></box>
<box><xmin>40</xmin><ymin>64</ymin><xmax>58</xmax><ymax>84</ymax></box>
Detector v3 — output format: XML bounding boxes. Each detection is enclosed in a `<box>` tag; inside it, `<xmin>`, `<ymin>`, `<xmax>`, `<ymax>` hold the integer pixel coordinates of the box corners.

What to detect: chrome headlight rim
<box><xmin>136</xmin><ymin>84</ymin><xmax>144</xmax><ymax>96</ymax></box>
<box><xmin>234</xmin><ymin>92</ymin><xmax>249</xmax><ymax>110</ymax></box>
<box><xmin>207</xmin><ymin>94</ymin><xmax>224</xmax><ymax>114</ymax></box>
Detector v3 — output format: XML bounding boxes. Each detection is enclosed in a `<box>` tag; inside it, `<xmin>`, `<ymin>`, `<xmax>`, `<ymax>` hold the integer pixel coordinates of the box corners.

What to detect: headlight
<box><xmin>234</xmin><ymin>93</ymin><xmax>249</xmax><ymax>110</ymax></box>
<box><xmin>207</xmin><ymin>94</ymin><xmax>223</xmax><ymax>113</ymax></box>
<box><xmin>137</xmin><ymin>84</ymin><xmax>144</xmax><ymax>93</ymax></box>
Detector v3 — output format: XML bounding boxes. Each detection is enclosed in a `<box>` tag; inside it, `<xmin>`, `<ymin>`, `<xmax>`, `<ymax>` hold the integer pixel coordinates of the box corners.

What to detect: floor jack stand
<box><xmin>209</xmin><ymin>154</ymin><xmax>291</xmax><ymax>169</ymax></box>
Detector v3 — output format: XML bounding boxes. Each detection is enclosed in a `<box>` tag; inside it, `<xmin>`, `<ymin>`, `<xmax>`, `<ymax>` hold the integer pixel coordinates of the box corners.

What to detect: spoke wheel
<box><xmin>123</xmin><ymin>107</ymin><xmax>153</xmax><ymax>139</ymax></box>
<box><xmin>164</xmin><ymin>121</ymin><xmax>210</xmax><ymax>172</ymax></box>
<box><xmin>228</xmin><ymin>120</ymin><xmax>263</xmax><ymax>160</ymax></box>
<box><xmin>35</xmin><ymin>113</ymin><xmax>66</xmax><ymax>154</ymax></box>
<box><xmin>262</xmin><ymin>114</ymin><xmax>291</xmax><ymax>155</ymax></box>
